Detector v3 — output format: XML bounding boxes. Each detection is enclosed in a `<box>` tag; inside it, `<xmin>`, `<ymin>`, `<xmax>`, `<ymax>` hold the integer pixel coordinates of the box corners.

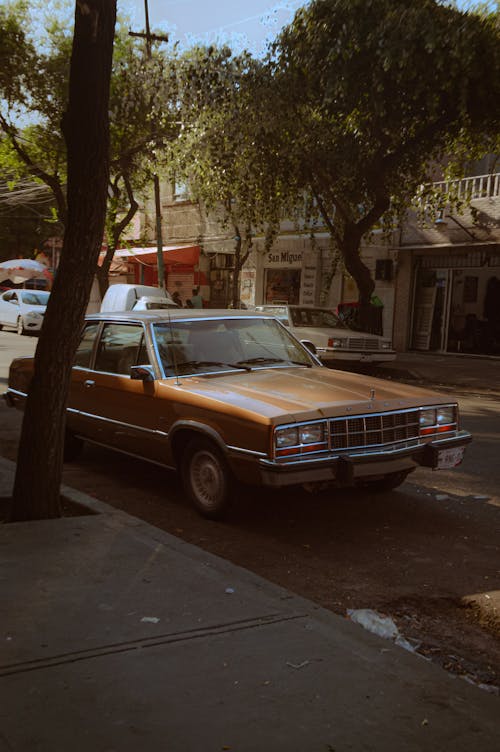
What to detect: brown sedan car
<box><xmin>5</xmin><ymin>310</ymin><xmax>471</xmax><ymax>518</ymax></box>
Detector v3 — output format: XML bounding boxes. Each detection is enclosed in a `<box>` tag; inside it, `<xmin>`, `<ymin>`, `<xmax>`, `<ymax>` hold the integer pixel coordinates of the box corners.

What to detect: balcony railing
<box><xmin>432</xmin><ymin>173</ymin><xmax>500</xmax><ymax>200</ymax></box>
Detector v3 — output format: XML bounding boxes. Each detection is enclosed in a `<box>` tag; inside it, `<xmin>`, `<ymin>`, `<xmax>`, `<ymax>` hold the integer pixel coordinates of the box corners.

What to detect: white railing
<box><xmin>432</xmin><ymin>173</ymin><xmax>500</xmax><ymax>200</ymax></box>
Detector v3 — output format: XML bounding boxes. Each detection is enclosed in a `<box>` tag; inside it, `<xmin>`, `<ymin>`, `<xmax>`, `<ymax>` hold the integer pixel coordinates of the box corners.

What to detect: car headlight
<box><xmin>328</xmin><ymin>337</ymin><xmax>348</xmax><ymax>348</ymax></box>
<box><xmin>274</xmin><ymin>422</ymin><xmax>328</xmax><ymax>457</ymax></box>
<box><xmin>419</xmin><ymin>408</ymin><xmax>436</xmax><ymax>427</ymax></box>
<box><xmin>275</xmin><ymin>427</ymin><xmax>299</xmax><ymax>448</ymax></box>
<box><xmin>437</xmin><ymin>406</ymin><xmax>456</xmax><ymax>425</ymax></box>
<box><xmin>419</xmin><ymin>405</ymin><xmax>457</xmax><ymax>437</ymax></box>
<box><xmin>25</xmin><ymin>311</ymin><xmax>42</xmax><ymax>320</ymax></box>
<box><xmin>380</xmin><ymin>340</ymin><xmax>392</xmax><ymax>349</ymax></box>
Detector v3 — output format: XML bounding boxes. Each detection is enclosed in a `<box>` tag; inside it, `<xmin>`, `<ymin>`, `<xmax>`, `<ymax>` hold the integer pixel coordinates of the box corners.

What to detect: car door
<box><xmin>79</xmin><ymin>322</ymin><xmax>167</xmax><ymax>462</ymax></box>
<box><xmin>0</xmin><ymin>291</ymin><xmax>19</xmax><ymax>326</ymax></box>
<box><xmin>67</xmin><ymin>321</ymin><xmax>101</xmax><ymax>435</ymax></box>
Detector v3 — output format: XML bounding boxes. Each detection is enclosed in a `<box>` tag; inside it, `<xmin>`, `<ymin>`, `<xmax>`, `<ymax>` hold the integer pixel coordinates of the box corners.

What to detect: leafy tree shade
<box><xmin>173</xmin><ymin>47</ymin><xmax>292</xmax><ymax>306</ymax></box>
<box><xmin>11</xmin><ymin>0</ymin><xmax>116</xmax><ymax>521</ymax></box>
<box><xmin>0</xmin><ymin>1</ymin><xmax>34</xmax><ymax>105</ymax></box>
<box><xmin>273</xmin><ymin>0</ymin><xmax>500</xmax><ymax>317</ymax></box>
<box><xmin>0</xmin><ymin>6</ymin><xmax>175</xmax><ymax>292</ymax></box>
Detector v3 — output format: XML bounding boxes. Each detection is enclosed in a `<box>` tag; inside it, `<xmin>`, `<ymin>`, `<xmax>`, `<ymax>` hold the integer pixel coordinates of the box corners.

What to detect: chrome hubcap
<box><xmin>191</xmin><ymin>450</ymin><xmax>223</xmax><ymax>507</ymax></box>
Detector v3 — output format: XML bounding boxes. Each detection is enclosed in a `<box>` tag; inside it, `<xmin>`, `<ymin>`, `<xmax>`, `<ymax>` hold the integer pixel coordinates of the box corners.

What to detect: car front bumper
<box><xmin>316</xmin><ymin>348</ymin><xmax>396</xmax><ymax>363</ymax></box>
<box><xmin>258</xmin><ymin>430</ymin><xmax>471</xmax><ymax>488</ymax></box>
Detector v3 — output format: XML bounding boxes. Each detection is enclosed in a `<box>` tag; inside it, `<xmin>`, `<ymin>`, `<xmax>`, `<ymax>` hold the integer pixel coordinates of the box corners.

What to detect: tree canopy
<box><xmin>0</xmin><ymin>3</ymin><xmax>177</xmax><ymax>289</ymax></box>
<box><xmin>271</xmin><ymin>0</ymin><xmax>500</xmax><ymax>309</ymax></box>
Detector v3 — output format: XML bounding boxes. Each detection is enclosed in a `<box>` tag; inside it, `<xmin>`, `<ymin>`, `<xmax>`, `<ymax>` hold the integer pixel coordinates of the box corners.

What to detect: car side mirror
<box><xmin>301</xmin><ymin>339</ymin><xmax>317</xmax><ymax>355</ymax></box>
<box><xmin>130</xmin><ymin>365</ymin><xmax>155</xmax><ymax>382</ymax></box>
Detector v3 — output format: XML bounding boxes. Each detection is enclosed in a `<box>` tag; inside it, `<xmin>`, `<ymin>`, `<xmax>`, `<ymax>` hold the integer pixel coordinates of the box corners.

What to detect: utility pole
<box><xmin>129</xmin><ymin>0</ymin><xmax>169</xmax><ymax>291</ymax></box>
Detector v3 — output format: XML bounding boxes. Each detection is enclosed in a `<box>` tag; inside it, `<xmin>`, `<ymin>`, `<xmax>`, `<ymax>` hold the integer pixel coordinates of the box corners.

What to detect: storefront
<box><xmin>98</xmin><ymin>245</ymin><xmax>207</xmax><ymax>307</ymax></box>
<box><xmin>410</xmin><ymin>245</ymin><xmax>500</xmax><ymax>355</ymax></box>
<box><xmin>261</xmin><ymin>247</ymin><xmax>319</xmax><ymax>305</ymax></box>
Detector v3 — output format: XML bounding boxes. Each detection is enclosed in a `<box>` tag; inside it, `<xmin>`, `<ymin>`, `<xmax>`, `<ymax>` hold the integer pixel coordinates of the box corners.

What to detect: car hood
<box><xmin>160</xmin><ymin>366</ymin><xmax>448</xmax><ymax>425</ymax></box>
<box><xmin>291</xmin><ymin>324</ymin><xmax>381</xmax><ymax>345</ymax></box>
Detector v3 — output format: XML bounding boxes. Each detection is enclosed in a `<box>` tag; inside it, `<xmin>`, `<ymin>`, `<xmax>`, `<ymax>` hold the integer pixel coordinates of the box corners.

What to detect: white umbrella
<box><xmin>0</xmin><ymin>258</ymin><xmax>51</xmax><ymax>285</ymax></box>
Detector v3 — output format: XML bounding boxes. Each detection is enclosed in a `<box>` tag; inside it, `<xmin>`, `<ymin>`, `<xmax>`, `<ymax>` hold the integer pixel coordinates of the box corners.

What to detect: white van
<box><xmin>100</xmin><ymin>284</ymin><xmax>178</xmax><ymax>313</ymax></box>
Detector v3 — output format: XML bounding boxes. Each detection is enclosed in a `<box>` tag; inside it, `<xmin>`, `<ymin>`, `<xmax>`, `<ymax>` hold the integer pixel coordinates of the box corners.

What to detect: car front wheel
<box><xmin>181</xmin><ymin>437</ymin><xmax>232</xmax><ymax>519</ymax></box>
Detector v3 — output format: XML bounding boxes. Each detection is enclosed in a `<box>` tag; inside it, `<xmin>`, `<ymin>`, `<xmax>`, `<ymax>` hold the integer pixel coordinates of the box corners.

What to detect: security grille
<box><xmin>330</xmin><ymin>410</ymin><xmax>421</xmax><ymax>451</ymax></box>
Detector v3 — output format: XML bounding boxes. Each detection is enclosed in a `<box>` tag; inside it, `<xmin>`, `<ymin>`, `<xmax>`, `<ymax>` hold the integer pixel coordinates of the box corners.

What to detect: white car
<box><xmin>0</xmin><ymin>289</ymin><xmax>49</xmax><ymax>335</ymax></box>
<box><xmin>254</xmin><ymin>304</ymin><xmax>395</xmax><ymax>365</ymax></box>
<box><xmin>132</xmin><ymin>296</ymin><xmax>180</xmax><ymax>311</ymax></box>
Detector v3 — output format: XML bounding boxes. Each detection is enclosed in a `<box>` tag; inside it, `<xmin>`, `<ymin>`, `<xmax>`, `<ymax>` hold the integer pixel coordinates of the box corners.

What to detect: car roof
<box><xmin>86</xmin><ymin>309</ymin><xmax>273</xmax><ymax>324</ymax></box>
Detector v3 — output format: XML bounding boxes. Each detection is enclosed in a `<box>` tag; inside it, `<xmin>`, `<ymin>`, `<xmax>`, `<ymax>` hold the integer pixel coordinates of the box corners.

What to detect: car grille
<box><xmin>330</xmin><ymin>409</ymin><xmax>421</xmax><ymax>451</ymax></box>
<box><xmin>346</xmin><ymin>337</ymin><xmax>380</xmax><ymax>350</ymax></box>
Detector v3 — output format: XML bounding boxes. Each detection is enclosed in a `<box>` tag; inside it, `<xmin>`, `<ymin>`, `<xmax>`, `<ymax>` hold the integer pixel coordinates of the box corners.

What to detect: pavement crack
<box><xmin>0</xmin><ymin>611</ymin><xmax>307</xmax><ymax>677</ymax></box>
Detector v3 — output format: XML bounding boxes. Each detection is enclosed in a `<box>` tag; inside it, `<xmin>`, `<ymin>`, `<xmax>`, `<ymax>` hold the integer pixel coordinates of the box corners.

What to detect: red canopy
<box><xmin>98</xmin><ymin>245</ymin><xmax>200</xmax><ymax>269</ymax></box>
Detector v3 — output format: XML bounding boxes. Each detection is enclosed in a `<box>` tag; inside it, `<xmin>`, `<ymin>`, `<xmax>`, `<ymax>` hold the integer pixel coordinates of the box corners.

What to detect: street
<box><xmin>1</xmin><ymin>330</ymin><xmax>499</xmax><ymax>690</ymax></box>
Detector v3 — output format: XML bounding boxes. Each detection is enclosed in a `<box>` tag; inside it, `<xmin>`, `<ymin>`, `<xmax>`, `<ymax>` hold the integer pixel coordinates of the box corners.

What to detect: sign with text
<box><xmin>265</xmin><ymin>250</ymin><xmax>303</xmax><ymax>268</ymax></box>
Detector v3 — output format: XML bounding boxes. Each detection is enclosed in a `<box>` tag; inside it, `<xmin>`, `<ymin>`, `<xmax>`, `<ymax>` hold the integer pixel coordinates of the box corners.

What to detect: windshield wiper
<box><xmin>237</xmin><ymin>357</ymin><xmax>312</xmax><ymax>368</ymax></box>
<box><xmin>175</xmin><ymin>360</ymin><xmax>251</xmax><ymax>372</ymax></box>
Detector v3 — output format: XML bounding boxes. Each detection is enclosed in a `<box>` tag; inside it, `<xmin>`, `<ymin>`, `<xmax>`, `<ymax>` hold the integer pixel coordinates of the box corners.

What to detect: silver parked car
<box><xmin>254</xmin><ymin>304</ymin><xmax>395</xmax><ymax>365</ymax></box>
<box><xmin>0</xmin><ymin>289</ymin><xmax>49</xmax><ymax>335</ymax></box>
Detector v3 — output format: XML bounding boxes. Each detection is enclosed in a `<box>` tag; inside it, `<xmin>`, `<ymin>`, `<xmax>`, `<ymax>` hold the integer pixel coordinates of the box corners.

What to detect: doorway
<box><xmin>265</xmin><ymin>269</ymin><xmax>301</xmax><ymax>304</ymax></box>
<box><xmin>411</xmin><ymin>268</ymin><xmax>451</xmax><ymax>351</ymax></box>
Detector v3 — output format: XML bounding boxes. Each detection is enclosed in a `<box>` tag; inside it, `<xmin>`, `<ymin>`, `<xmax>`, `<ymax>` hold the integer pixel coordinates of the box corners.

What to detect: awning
<box><xmin>98</xmin><ymin>245</ymin><xmax>201</xmax><ymax>269</ymax></box>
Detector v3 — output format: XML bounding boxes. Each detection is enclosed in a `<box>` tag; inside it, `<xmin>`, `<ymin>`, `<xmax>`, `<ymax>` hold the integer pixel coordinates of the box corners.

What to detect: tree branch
<box><xmin>0</xmin><ymin>114</ymin><xmax>67</xmax><ymax>225</ymax></box>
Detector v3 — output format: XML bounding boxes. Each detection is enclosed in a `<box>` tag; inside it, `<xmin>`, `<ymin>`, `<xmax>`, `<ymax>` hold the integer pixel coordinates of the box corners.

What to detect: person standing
<box><xmin>190</xmin><ymin>287</ymin><xmax>203</xmax><ymax>308</ymax></box>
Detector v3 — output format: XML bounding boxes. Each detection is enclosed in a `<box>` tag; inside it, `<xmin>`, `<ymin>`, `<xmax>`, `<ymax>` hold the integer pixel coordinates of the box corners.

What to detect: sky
<box><xmin>123</xmin><ymin>1</ymin><xmax>493</xmax><ymax>56</ymax></box>
<box><xmin>124</xmin><ymin>0</ymin><xmax>306</xmax><ymax>55</ymax></box>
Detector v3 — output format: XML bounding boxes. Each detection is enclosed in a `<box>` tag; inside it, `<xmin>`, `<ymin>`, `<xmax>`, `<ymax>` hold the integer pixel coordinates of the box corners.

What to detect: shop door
<box><xmin>412</xmin><ymin>269</ymin><xmax>451</xmax><ymax>351</ymax></box>
<box><xmin>265</xmin><ymin>269</ymin><xmax>301</xmax><ymax>304</ymax></box>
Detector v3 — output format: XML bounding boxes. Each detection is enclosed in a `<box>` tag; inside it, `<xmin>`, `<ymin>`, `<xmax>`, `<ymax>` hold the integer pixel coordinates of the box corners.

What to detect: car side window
<box><xmin>94</xmin><ymin>323</ymin><xmax>147</xmax><ymax>376</ymax></box>
<box><xmin>74</xmin><ymin>323</ymin><xmax>100</xmax><ymax>368</ymax></box>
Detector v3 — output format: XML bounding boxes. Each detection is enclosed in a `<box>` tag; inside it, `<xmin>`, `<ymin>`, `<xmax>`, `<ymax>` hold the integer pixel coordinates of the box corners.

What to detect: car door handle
<box><xmin>84</xmin><ymin>380</ymin><xmax>95</xmax><ymax>388</ymax></box>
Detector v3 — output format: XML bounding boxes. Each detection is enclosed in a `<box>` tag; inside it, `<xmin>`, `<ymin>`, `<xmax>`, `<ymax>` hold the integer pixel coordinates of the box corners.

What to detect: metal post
<box><xmin>130</xmin><ymin>0</ymin><xmax>169</xmax><ymax>291</ymax></box>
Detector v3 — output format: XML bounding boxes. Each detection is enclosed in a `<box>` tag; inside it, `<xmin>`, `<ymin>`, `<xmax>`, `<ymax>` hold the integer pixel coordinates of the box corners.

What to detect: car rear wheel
<box><xmin>181</xmin><ymin>437</ymin><xmax>232</xmax><ymax>519</ymax></box>
<box><xmin>357</xmin><ymin>469</ymin><xmax>412</xmax><ymax>493</ymax></box>
<box><xmin>16</xmin><ymin>317</ymin><xmax>25</xmax><ymax>336</ymax></box>
<box><xmin>63</xmin><ymin>430</ymin><xmax>84</xmax><ymax>462</ymax></box>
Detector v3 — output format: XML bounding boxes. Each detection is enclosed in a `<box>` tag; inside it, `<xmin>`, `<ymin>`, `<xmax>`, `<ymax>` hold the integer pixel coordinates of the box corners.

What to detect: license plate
<box><xmin>436</xmin><ymin>446</ymin><xmax>465</xmax><ymax>469</ymax></box>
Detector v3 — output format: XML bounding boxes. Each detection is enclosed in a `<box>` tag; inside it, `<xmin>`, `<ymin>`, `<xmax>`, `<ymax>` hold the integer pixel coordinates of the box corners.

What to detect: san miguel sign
<box><xmin>265</xmin><ymin>250</ymin><xmax>303</xmax><ymax>268</ymax></box>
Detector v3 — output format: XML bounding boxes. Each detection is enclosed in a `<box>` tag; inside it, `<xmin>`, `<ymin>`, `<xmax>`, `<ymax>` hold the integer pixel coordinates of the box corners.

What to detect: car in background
<box><xmin>5</xmin><ymin>310</ymin><xmax>470</xmax><ymax>519</ymax></box>
<box><xmin>254</xmin><ymin>304</ymin><xmax>395</xmax><ymax>365</ymax></box>
<box><xmin>132</xmin><ymin>296</ymin><xmax>180</xmax><ymax>311</ymax></box>
<box><xmin>0</xmin><ymin>289</ymin><xmax>49</xmax><ymax>335</ymax></box>
<box><xmin>100</xmin><ymin>283</ymin><xmax>177</xmax><ymax>312</ymax></box>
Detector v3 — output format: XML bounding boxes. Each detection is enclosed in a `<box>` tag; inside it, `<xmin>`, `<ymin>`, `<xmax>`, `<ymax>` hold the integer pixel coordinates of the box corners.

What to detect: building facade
<box><xmin>135</xmin><ymin>171</ymin><xmax>499</xmax><ymax>355</ymax></box>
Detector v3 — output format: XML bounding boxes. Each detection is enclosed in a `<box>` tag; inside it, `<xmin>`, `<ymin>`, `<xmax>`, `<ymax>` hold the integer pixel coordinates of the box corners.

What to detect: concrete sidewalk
<box><xmin>1</xmin><ymin>456</ymin><xmax>499</xmax><ymax>751</ymax></box>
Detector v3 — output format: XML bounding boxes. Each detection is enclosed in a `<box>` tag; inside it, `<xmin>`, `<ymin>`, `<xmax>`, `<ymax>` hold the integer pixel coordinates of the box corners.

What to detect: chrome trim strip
<box><xmin>5</xmin><ymin>387</ymin><xmax>27</xmax><ymax>398</ymax></box>
<box><xmin>273</xmin><ymin>403</ymin><xmax>458</xmax><ymax>433</ymax></box>
<box><xmin>227</xmin><ymin>444</ymin><xmax>268</xmax><ymax>458</ymax></box>
<box><xmin>261</xmin><ymin>430</ymin><xmax>470</xmax><ymax>469</ymax></box>
<box><xmin>76</xmin><ymin>410</ymin><xmax>168</xmax><ymax>437</ymax></box>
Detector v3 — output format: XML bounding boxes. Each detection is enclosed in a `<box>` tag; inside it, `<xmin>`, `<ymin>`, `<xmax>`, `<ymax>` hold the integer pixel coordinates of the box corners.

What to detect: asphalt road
<box><xmin>1</xmin><ymin>330</ymin><xmax>499</xmax><ymax>691</ymax></box>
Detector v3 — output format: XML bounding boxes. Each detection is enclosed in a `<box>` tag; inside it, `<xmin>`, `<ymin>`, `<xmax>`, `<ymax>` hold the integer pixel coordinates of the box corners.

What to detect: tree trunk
<box><xmin>11</xmin><ymin>0</ymin><xmax>116</xmax><ymax>521</ymax></box>
<box><xmin>339</xmin><ymin>223</ymin><xmax>375</xmax><ymax>331</ymax></box>
<box><xmin>231</xmin><ymin>232</ymin><xmax>242</xmax><ymax>308</ymax></box>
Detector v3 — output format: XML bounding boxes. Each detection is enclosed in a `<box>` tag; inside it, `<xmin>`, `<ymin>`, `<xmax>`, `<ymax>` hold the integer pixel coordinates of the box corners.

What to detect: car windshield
<box><xmin>153</xmin><ymin>317</ymin><xmax>313</xmax><ymax>377</ymax></box>
<box><xmin>20</xmin><ymin>291</ymin><xmax>49</xmax><ymax>306</ymax></box>
<box><xmin>289</xmin><ymin>307</ymin><xmax>344</xmax><ymax>328</ymax></box>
